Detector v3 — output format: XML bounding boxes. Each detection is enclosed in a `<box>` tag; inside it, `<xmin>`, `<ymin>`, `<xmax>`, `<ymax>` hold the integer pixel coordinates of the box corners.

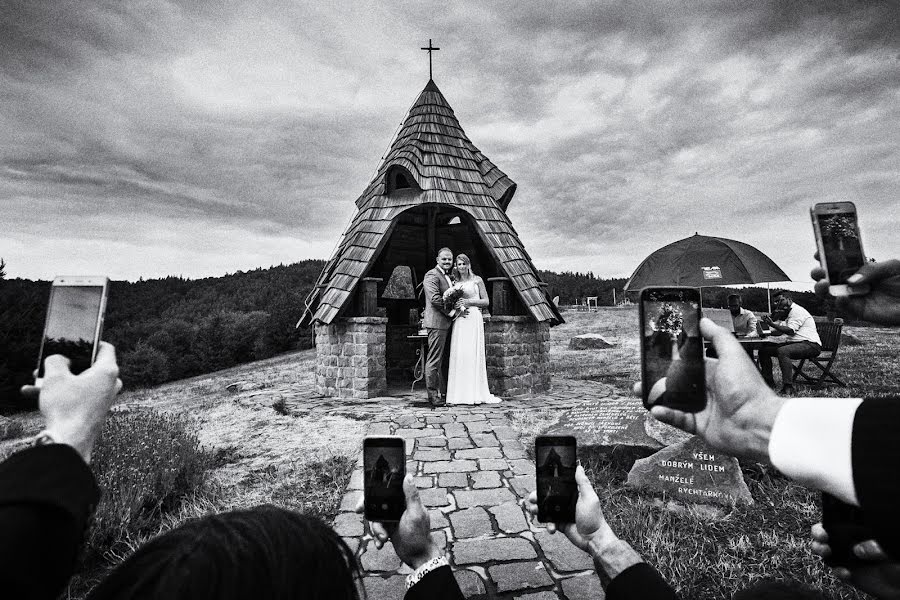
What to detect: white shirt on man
<box><xmin>779</xmin><ymin>303</ymin><xmax>821</xmax><ymax>345</ymax></box>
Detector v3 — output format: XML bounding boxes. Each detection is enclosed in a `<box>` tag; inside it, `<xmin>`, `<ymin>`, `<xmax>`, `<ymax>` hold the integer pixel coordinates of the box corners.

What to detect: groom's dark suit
<box><xmin>423</xmin><ymin>265</ymin><xmax>453</xmax><ymax>405</ymax></box>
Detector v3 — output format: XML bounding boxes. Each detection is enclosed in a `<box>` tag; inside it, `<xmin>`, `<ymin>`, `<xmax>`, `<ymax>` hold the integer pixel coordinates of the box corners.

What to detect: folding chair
<box><xmin>792</xmin><ymin>318</ymin><xmax>846</xmax><ymax>387</ymax></box>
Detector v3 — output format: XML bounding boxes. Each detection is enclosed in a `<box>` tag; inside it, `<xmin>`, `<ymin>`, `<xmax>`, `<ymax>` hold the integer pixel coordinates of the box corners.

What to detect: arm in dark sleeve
<box><xmin>851</xmin><ymin>397</ymin><xmax>900</xmax><ymax>557</ymax></box>
<box><xmin>607</xmin><ymin>563</ymin><xmax>679</xmax><ymax>600</ymax></box>
<box><xmin>0</xmin><ymin>444</ymin><xmax>100</xmax><ymax>600</ymax></box>
<box><xmin>405</xmin><ymin>565</ymin><xmax>465</xmax><ymax>600</ymax></box>
<box><xmin>423</xmin><ymin>272</ymin><xmax>448</xmax><ymax>314</ymax></box>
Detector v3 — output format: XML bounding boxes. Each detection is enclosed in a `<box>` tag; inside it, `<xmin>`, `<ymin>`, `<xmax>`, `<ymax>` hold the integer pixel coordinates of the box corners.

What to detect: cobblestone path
<box><xmin>332</xmin><ymin>402</ymin><xmax>608</xmax><ymax>600</ymax></box>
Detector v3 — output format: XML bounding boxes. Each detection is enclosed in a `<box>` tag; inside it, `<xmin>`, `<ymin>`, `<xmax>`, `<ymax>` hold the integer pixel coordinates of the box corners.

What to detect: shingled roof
<box><xmin>301</xmin><ymin>79</ymin><xmax>562</xmax><ymax>326</ymax></box>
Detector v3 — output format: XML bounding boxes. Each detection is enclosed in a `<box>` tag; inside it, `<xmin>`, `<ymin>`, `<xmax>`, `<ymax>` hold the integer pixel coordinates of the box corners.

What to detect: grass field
<box><xmin>1</xmin><ymin>305</ymin><xmax>895</xmax><ymax>598</ymax></box>
<box><xmin>529</xmin><ymin>305</ymin><xmax>898</xmax><ymax>599</ymax></box>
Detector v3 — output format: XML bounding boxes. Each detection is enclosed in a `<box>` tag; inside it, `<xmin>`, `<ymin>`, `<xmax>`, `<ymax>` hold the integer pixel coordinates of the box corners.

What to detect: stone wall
<box><xmin>314</xmin><ymin>317</ymin><xmax>387</xmax><ymax>399</ymax></box>
<box><xmin>484</xmin><ymin>316</ymin><xmax>551</xmax><ymax>397</ymax></box>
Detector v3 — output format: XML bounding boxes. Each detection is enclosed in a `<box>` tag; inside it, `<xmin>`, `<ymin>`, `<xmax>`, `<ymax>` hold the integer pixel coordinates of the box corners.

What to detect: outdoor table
<box><xmin>407</xmin><ymin>333</ymin><xmax>428</xmax><ymax>392</ymax></box>
<box><xmin>705</xmin><ymin>337</ymin><xmax>787</xmax><ymax>368</ymax></box>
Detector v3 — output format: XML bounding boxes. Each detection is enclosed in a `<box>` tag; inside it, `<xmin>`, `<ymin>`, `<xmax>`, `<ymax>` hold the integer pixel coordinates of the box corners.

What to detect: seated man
<box><xmin>758</xmin><ymin>290</ymin><xmax>821</xmax><ymax>396</ymax></box>
<box><xmin>728</xmin><ymin>293</ymin><xmax>758</xmax><ymax>338</ymax></box>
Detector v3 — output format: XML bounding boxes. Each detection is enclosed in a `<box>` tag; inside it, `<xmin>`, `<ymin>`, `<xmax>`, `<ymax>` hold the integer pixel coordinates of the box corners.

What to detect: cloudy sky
<box><xmin>2</xmin><ymin>1</ymin><xmax>898</xmax><ymax>283</ymax></box>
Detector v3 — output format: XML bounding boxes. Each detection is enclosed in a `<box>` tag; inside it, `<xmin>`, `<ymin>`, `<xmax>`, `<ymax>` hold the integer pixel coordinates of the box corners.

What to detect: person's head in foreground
<box><xmin>86</xmin><ymin>506</ymin><xmax>360</xmax><ymax>600</ymax></box>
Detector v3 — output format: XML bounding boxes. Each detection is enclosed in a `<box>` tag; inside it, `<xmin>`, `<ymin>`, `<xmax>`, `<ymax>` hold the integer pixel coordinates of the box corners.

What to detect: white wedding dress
<box><xmin>446</xmin><ymin>279</ymin><xmax>501</xmax><ymax>405</ymax></box>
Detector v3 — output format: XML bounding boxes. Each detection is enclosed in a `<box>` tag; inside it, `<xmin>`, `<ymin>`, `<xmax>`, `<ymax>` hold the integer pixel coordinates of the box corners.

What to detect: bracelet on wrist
<box><xmin>405</xmin><ymin>555</ymin><xmax>448</xmax><ymax>590</ymax></box>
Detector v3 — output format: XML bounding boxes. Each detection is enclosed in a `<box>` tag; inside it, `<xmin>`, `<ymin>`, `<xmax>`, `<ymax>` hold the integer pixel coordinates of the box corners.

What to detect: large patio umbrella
<box><xmin>623</xmin><ymin>233</ymin><xmax>791</xmax><ymax>310</ymax></box>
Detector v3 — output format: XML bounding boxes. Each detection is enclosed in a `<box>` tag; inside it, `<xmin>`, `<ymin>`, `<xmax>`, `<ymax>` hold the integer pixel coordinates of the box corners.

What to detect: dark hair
<box><xmin>727</xmin><ymin>293</ymin><xmax>741</xmax><ymax>303</ymax></box>
<box><xmin>772</xmin><ymin>290</ymin><xmax>791</xmax><ymax>300</ymax></box>
<box><xmin>436</xmin><ymin>247</ymin><xmax>453</xmax><ymax>258</ymax></box>
<box><xmin>733</xmin><ymin>579</ymin><xmax>827</xmax><ymax>599</ymax></box>
<box><xmin>86</xmin><ymin>506</ymin><xmax>361</xmax><ymax>600</ymax></box>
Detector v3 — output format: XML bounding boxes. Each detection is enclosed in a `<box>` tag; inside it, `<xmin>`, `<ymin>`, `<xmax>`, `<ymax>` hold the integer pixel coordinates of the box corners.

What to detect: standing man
<box><xmin>727</xmin><ymin>293</ymin><xmax>758</xmax><ymax>338</ymax></box>
<box><xmin>422</xmin><ymin>248</ymin><xmax>454</xmax><ymax>407</ymax></box>
<box><xmin>758</xmin><ymin>290</ymin><xmax>822</xmax><ymax>396</ymax></box>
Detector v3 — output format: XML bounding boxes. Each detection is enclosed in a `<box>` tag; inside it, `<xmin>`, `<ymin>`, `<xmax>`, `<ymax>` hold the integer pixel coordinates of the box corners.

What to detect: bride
<box><xmin>446</xmin><ymin>254</ymin><xmax>501</xmax><ymax>405</ymax></box>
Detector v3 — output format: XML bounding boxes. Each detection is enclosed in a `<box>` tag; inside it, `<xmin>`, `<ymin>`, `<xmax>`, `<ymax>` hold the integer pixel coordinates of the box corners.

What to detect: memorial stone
<box><xmin>547</xmin><ymin>398</ymin><xmax>662</xmax><ymax>450</ymax></box>
<box><xmin>626</xmin><ymin>436</ymin><xmax>753</xmax><ymax>506</ymax></box>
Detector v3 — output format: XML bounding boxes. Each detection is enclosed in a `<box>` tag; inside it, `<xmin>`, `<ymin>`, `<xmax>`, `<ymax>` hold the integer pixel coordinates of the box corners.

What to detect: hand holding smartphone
<box><xmin>821</xmin><ymin>492</ymin><xmax>875</xmax><ymax>569</ymax></box>
<box><xmin>535</xmin><ymin>435</ymin><xmax>577</xmax><ymax>523</ymax></box>
<box><xmin>811</xmin><ymin>202</ymin><xmax>867</xmax><ymax>297</ymax></box>
<box><xmin>639</xmin><ymin>287</ymin><xmax>706</xmax><ymax>412</ymax></box>
<box><xmin>36</xmin><ymin>276</ymin><xmax>109</xmax><ymax>384</ymax></box>
<box><xmin>363</xmin><ymin>436</ymin><xmax>406</xmax><ymax>522</ymax></box>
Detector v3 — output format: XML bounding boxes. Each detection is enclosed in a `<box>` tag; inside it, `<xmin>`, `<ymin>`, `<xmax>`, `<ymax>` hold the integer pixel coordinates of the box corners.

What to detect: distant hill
<box><xmin>0</xmin><ymin>260</ymin><xmax>324</xmax><ymax>409</ymax></box>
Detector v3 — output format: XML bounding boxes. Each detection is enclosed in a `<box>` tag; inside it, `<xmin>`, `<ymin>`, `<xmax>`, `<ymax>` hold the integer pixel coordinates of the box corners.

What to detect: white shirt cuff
<box><xmin>769</xmin><ymin>397</ymin><xmax>862</xmax><ymax>506</ymax></box>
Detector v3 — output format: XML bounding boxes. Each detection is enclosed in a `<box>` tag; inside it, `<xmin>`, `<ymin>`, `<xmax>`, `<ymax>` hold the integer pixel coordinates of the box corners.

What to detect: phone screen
<box><xmin>536</xmin><ymin>435</ymin><xmax>577</xmax><ymax>523</ymax></box>
<box><xmin>38</xmin><ymin>285</ymin><xmax>105</xmax><ymax>377</ymax></box>
<box><xmin>640</xmin><ymin>288</ymin><xmax>705</xmax><ymax>412</ymax></box>
<box><xmin>814</xmin><ymin>207</ymin><xmax>865</xmax><ymax>284</ymax></box>
<box><xmin>363</xmin><ymin>437</ymin><xmax>406</xmax><ymax>522</ymax></box>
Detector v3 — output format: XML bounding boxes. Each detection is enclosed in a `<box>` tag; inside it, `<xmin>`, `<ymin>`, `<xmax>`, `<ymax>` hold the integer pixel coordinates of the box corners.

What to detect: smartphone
<box><xmin>36</xmin><ymin>276</ymin><xmax>109</xmax><ymax>382</ymax></box>
<box><xmin>821</xmin><ymin>492</ymin><xmax>874</xmax><ymax>568</ymax></box>
<box><xmin>363</xmin><ymin>437</ymin><xmax>406</xmax><ymax>522</ymax></box>
<box><xmin>811</xmin><ymin>202</ymin><xmax>867</xmax><ymax>297</ymax></box>
<box><xmin>639</xmin><ymin>287</ymin><xmax>705</xmax><ymax>412</ymax></box>
<box><xmin>535</xmin><ymin>435</ymin><xmax>577</xmax><ymax>523</ymax></box>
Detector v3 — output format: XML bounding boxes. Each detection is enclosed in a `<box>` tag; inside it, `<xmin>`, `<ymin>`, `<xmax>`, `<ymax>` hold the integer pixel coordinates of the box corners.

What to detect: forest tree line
<box><xmin>0</xmin><ymin>261</ymin><xmax>824</xmax><ymax>410</ymax></box>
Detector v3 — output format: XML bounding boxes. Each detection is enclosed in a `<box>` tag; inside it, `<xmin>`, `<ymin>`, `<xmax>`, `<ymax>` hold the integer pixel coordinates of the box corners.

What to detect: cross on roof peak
<box><xmin>420</xmin><ymin>39</ymin><xmax>440</xmax><ymax>81</ymax></box>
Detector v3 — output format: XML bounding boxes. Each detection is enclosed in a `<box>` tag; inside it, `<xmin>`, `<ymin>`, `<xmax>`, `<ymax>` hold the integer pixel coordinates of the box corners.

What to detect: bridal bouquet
<box><xmin>443</xmin><ymin>284</ymin><xmax>468</xmax><ymax>319</ymax></box>
<box><xmin>651</xmin><ymin>302</ymin><xmax>684</xmax><ymax>341</ymax></box>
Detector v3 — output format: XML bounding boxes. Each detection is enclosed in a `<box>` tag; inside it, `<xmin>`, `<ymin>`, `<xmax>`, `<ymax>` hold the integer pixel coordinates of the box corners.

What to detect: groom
<box><xmin>423</xmin><ymin>247</ymin><xmax>455</xmax><ymax>407</ymax></box>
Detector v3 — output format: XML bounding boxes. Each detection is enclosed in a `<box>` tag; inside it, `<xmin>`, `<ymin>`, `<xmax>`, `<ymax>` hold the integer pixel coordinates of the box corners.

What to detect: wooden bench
<box><xmin>792</xmin><ymin>318</ymin><xmax>846</xmax><ymax>387</ymax></box>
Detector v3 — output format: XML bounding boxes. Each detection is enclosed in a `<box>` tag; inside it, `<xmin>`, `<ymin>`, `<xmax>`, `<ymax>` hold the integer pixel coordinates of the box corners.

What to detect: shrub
<box><xmin>119</xmin><ymin>342</ymin><xmax>170</xmax><ymax>388</ymax></box>
<box><xmin>84</xmin><ymin>409</ymin><xmax>213</xmax><ymax>569</ymax></box>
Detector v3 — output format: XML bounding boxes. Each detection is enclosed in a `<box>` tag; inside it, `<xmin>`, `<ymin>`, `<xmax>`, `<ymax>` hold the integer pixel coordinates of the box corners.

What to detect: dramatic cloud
<box><xmin>1</xmin><ymin>1</ymin><xmax>898</xmax><ymax>281</ymax></box>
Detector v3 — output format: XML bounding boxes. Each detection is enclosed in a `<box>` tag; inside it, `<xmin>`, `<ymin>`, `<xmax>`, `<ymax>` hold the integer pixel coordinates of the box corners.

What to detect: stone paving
<box><xmin>332</xmin><ymin>395</ymin><xmax>612</xmax><ymax>600</ymax></box>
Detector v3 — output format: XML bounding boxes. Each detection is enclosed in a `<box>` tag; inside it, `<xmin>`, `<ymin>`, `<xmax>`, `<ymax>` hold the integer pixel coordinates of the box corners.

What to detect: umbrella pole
<box><xmin>699</xmin><ymin>286</ymin><xmax>703</xmax><ymax>309</ymax></box>
<box><xmin>767</xmin><ymin>283</ymin><xmax>771</xmax><ymax>314</ymax></box>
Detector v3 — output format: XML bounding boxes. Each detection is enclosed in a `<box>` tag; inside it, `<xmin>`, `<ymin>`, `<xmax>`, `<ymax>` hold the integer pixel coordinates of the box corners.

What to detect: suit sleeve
<box><xmin>607</xmin><ymin>563</ymin><xmax>679</xmax><ymax>599</ymax></box>
<box><xmin>405</xmin><ymin>565</ymin><xmax>465</xmax><ymax>600</ymax></box>
<box><xmin>851</xmin><ymin>397</ymin><xmax>900</xmax><ymax>557</ymax></box>
<box><xmin>0</xmin><ymin>444</ymin><xmax>100</xmax><ymax>600</ymax></box>
<box><xmin>424</xmin><ymin>272</ymin><xmax>447</xmax><ymax>313</ymax></box>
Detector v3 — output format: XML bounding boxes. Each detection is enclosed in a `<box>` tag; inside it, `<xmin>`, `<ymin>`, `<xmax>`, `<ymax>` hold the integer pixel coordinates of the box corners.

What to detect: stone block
<box><xmin>471</xmin><ymin>433</ymin><xmax>500</xmax><ymax>448</ymax></box>
<box><xmin>417</xmin><ymin>436</ymin><xmax>447</xmax><ymax>448</ymax></box>
<box><xmin>464</xmin><ymin>420</ymin><xmax>492</xmax><ymax>434</ymax></box>
<box><xmin>438</xmin><ymin>472</ymin><xmax>468</xmax><ymax>487</ymax></box>
<box><xmin>488</xmin><ymin>561</ymin><xmax>553</xmax><ymax>593</ymax></box>
<box><xmin>535</xmin><ymin>530</ymin><xmax>594</xmax><ymax>571</ymax></box>
<box><xmin>453</xmin><ymin>537</ymin><xmax>536</xmax><ymax>564</ymax></box>
<box><xmin>443</xmin><ymin>423</ymin><xmax>467</xmax><ymax>437</ymax></box>
<box><xmin>450</xmin><ymin>507</ymin><xmax>493</xmax><ymax>539</ymax></box>
<box><xmin>419</xmin><ymin>487</ymin><xmax>450</xmax><ymax>507</ymax></box>
<box><xmin>448</xmin><ymin>438</ymin><xmax>474</xmax><ymax>450</ymax></box>
<box><xmin>332</xmin><ymin>512</ymin><xmax>363</xmax><ymax>537</ymax></box>
<box><xmin>492</xmin><ymin>426</ymin><xmax>519</xmax><ymax>440</ymax></box>
<box><xmin>489</xmin><ymin>502</ymin><xmax>529</xmax><ymax>533</ymax></box>
<box><xmin>471</xmin><ymin>470</ymin><xmax>502</xmax><ymax>489</ymax></box>
<box><xmin>455</xmin><ymin>447</ymin><xmax>503</xmax><ymax>460</ymax></box>
<box><xmin>509</xmin><ymin>459</ymin><xmax>535</xmax><ymax>476</ymax></box>
<box><xmin>560</xmin><ymin>573</ymin><xmax>604</xmax><ymax>599</ymax></box>
<box><xmin>454</xmin><ymin>487</ymin><xmax>517</xmax><ymax>508</ymax></box>
<box><xmin>422</xmin><ymin>460</ymin><xmax>476</xmax><ymax>474</ymax></box>
<box><xmin>509</xmin><ymin>476</ymin><xmax>535</xmax><ymax>498</ymax></box>
<box><xmin>340</xmin><ymin>490</ymin><xmax>362</xmax><ymax>511</ymax></box>
<box><xmin>348</xmin><ymin>469</ymin><xmax>364</xmax><ymax>490</ymax></box>
<box><xmin>479</xmin><ymin>458</ymin><xmax>509</xmax><ymax>471</ymax></box>
<box><xmin>360</xmin><ymin>540</ymin><xmax>402</xmax><ymax>572</ymax></box>
<box><xmin>413</xmin><ymin>476</ymin><xmax>433</xmax><ymax>488</ymax></box>
<box><xmin>414</xmin><ymin>449</ymin><xmax>452</xmax><ymax>462</ymax></box>
<box><xmin>430</xmin><ymin>510</ymin><xmax>449</xmax><ymax>529</ymax></box>
<box><xmin>456</xmin><ymin>413</ymin><xmax>487</xmax><ymax>422</ymax></box>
